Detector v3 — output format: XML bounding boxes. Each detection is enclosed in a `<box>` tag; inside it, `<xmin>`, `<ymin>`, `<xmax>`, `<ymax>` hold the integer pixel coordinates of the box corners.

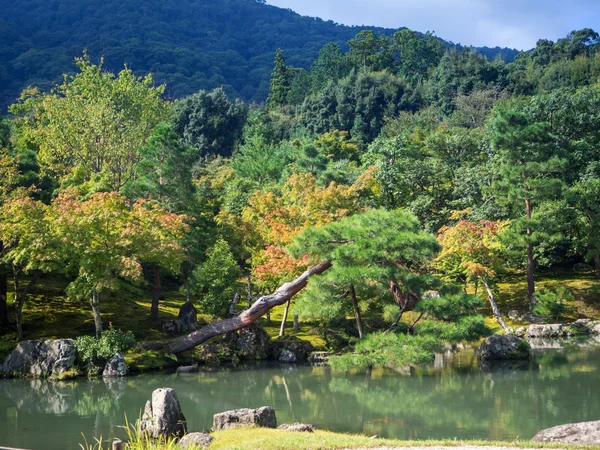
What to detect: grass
<box><xmin>207</xmin><ymin>427</ymin><xmax>598</xmax><ymax>450</ymax></box>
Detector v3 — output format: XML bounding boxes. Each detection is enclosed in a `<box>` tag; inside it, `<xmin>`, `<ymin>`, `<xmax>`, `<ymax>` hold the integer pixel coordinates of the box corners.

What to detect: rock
<box><xmin>178</xmin><ymin>302</ymin><xmax>198</xmax><ymax>332</ymax></box>
<box><xmin>308</xmin><ymin>351</ymin><xmax>329</xmax><ymax>363</ymax></box>
<box><xmin>0</xmin><ymin>339</ymin><xmax>76</xmax><ymax>378</ymax></box>
<box><xmin>573</xmin><ymin>262</ymin><xmax>593</xmax><ymax>273</ymax></box>
<box><xmin>271</xmin><ymin>336</ymin><xmax>314</xmax><ymax>362</ymax></box>
<box><xmin>514</xmin><ymin>327</ymin><xmax>527</xmax><ymax>338</ymax></box>
<box><xmin>140</xmin><ymin>388</ymin><xmax>187</xmax><ymax>439</ymax></box>
<box><xmin>532</xmin><ymin>420</ymin><xmax>600</xmax><ymax>445</ymax></box>
<box><xmin>521</xmin><ymin>312</ymin><xmax>545</xmax><ymax>324</ymax></box>
<box><xmin>213</xmin><ymin>406</ymin><xmax>277</xmax><ymax>431</ymax></box>
<box><xmin>177</xmin><ymin>365</ymin><xmax>199</xmax><ymax>375</ymax></box>
<box><xmin>278</xmin><ymin>423</ymin><xmax>316</xmax><ymax>432</ymax></box>
<box><xmin>162</xmin><ymin>320</ymin><xmax>181</xmax><ymax>336</ymax></box>
<box><xmin>508</xmin><ymin>310</ymin><xmax>521</xmax><ymax>321</ymax></box>
<box><xmin>195</xmin><ymin>343</ymin><xmax>234</xmax><ymax>366</ymax></box>
<box><xmin>103</xmin><ymin>353</ymin><xmax>128</xmax><ymax>377</ymax></box>
<box><xmin>528</xmin><ymin>324</ymin><xmax>563</xmax><ymax>338</ymax></box>
<box><xmin>229</xmin><ymin>322</ymin><xmax>271</xmax><ymax>360</ymax></box>
<box><xmin>478</xmin><ymin>335</ymin><xmax>531</xmax><ymax>361</ymax></box>
<box><xmin>179</xmin><ymin>432</ymin><xmax>213</xmax><ymax>449</ymax></box>
<box><xmin>279</xmin><ymin>349</ymin><xmax>296</xmax><ymax>362</ymax></box>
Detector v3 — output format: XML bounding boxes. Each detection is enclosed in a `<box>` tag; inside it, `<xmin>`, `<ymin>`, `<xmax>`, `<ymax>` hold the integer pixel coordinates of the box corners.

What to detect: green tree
<box><xmin>290</xmin><ymin>209</ymin><xmax>441</xmax><ymax>337</ymax></box>
<box><xmin>267</xmin><ymin>49</ymin><xmax>292</xmax><ymax>109</ymax></box>
<box><xmin>190</xmin><ymin>238</ymin><xmax>242</xmax><ymax>317</ymax></box>
<box><xmin>490</xmin><ymin>98</ymin><xmax>565</xmax><ymax>307</ymax></box>
<box><xmin>171</xmin><ymin>88</ymin><xmax>247</xmax><ymax>158</ymax></box>
<box><xmin>9</xmin><ymin>54</ymin><xmax>168</xmax><ymax>192</ymax></box>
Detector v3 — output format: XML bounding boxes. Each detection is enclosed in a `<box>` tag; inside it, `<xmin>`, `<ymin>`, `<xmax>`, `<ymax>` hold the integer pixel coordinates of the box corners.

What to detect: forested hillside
<box><xmin>0</xmin><ymin>0</ymin><xmax>519</xmax><ymax>110</ymax></box>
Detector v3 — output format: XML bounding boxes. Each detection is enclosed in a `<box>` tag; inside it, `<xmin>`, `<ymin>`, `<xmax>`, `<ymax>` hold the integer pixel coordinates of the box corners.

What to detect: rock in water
<box><xmin>532</xmin><ymin>420</ymin><xmax>600</xmax><ymax>444</ymax></box>
<box><xmin>528</xmin><ymin>324</ymin><xmax>563</xmax><ymax>338</ymax></box>
<box><xmin>213</xmin><ymin>406</ymin><xmax>277</xmax><ymax>431</ymax></box>
<box><xmin>478</xmin><ymin>335</ymin><xmax>531</xmax><ymax>361</ymax></box>
<box><xmin>179</xmin><ymin>432</ymin><xmax>214</xmax><ymax>449</ymax></box>
<box><xmin>178</xmin><ymin>302</ymin><xmax>198</xmax><ymax>331</ymax></box>
<box><xmin>102</xmin><ymin>353</ymin><xmax>128</xmax><ymax>377</ymax></box>
<box><xmin>140</xmin><ymin>388</ymin><xmax>187</xmax><ymax>439</ymax></box>
<box><xmin>279</xmin><ymin>349</ymin><xmax>296</xmax><ymax>362</ymax></box>
<box><xmin>0</xmin><ymin>339</ymin><xmax>76</xmax><ymax>378</ymax></box>
<box><xmin>229</xmin><ymin>322</ymin><xmax>271</xmax><ymax>360</ymax></box>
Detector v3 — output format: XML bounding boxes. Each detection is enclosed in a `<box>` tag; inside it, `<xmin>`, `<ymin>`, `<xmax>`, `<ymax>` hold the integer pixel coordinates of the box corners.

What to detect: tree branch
<box><xmin>165</xmin><ymin>261</ymin><xmax>332</xmax><ymax>354</ymax></box>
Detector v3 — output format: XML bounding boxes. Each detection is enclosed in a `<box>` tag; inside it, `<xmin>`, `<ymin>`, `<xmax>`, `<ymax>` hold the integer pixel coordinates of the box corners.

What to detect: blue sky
<box><xmin>267</xmin><ymin>0</ymin><xmax>600</xmax><ymax>50</ymax></box>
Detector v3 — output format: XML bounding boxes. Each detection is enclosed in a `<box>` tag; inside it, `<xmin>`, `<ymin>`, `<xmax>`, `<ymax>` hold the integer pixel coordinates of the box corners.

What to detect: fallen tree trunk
<box><xmin>165</xmin><ymin>261</ymin><xmax>332</xmax><ymax>354</ymax></box>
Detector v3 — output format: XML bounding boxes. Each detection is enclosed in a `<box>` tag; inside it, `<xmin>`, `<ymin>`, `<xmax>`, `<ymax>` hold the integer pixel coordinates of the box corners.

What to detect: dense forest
<box><xmin>1</xmin><ymin>21</ymin><xmax>600</xmax><ymax>370</ymax></box>
<box><xmin>0</xmin><ymin>0</ymin><xmax>520</xmax><ymax>110</ymax></box>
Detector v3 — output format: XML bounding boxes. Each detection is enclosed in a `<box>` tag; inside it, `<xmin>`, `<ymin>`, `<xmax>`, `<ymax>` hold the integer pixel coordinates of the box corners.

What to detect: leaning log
<box><xmin>165</xmin><ymin>261</ymin><xmax>332</xmax><ymax>354</ymax></box>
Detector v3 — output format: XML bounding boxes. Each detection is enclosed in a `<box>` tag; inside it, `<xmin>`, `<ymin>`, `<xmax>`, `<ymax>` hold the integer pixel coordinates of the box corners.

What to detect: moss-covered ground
<box><xmin>1</xmin><ymin>268</ymin><xmax>599</xmax><ymax>363</ymax></box>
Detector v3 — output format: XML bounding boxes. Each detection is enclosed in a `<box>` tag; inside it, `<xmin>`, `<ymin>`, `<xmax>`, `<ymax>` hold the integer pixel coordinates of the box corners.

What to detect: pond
<box><xmin>1</xmin><ymin>345</ymin><xmax>600</xmax><ymax>450</ymax></box>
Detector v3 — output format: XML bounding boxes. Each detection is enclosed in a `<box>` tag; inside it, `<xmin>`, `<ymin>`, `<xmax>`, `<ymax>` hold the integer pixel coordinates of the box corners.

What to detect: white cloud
<box><xmin>267</xmin><ymin>0</ymin><xmax>600</xmax><ymax>50</ymax></box>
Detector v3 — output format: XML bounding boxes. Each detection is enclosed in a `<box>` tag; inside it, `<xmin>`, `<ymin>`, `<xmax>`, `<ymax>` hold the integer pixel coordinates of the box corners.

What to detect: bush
<box><xmin>533</xmin><ymin>287</ymin><xmax>575</xmax><ymax>321</ymax></box>
<box><xmin>75</xmin><ymin>325</ymin><xmax>137</xmax><ymax>366</ymax></box>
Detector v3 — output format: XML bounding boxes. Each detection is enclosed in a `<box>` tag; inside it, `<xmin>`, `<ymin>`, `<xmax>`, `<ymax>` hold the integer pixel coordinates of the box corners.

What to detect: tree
<box><xmin>289</xmin><ymin>209</ymin><xmax>441</xmax><ymax>337</ymax></box>
<box><xmin>0</xmin><ymin>192</ymin><xmax>56</xmax><ymax>340</ymax></box>
<box><xmin>171</xmin><ymin>88</ymin><xmax>247</xmax><ymax>158</ymax></box>
<box><xmin>490</xmin><ymin>98</ymin><xmax>565</xmax><ymax>307</ymax></box>
<box><xmin>9</xmin><ymin>54</ymin><xmax>168</xmax><ymax>191</ymax></box>
<box><xmin>267</xmin><ymin>49</ymin><xmax>293</xmax><ymax>109</ymax></box>
<box><xmin>49</xmin><ymin>192</ymin><xmax>188</xmax><ymax>338</ymax></box>
<box><xmin>436</xmin><ymin>219</ymin><xmax>510</xmax><ymax>331</ymax></box>
<box><xmin>0</xmin><ymin>149</ymin><xmax>20</xmax><ymax>329</ymax></box>
<box><xmin>189</xmin><ymin>238</ymin><xmax>242</xmax><ymax>318</ymax></box>
<box><xmin>392</xmin><ymin>30</ymin><xmax>442</xmax><ymax>81</ymax></box>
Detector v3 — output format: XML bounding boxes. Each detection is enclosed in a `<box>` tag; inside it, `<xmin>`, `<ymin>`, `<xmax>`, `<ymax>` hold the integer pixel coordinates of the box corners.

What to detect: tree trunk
<box><xmin>481</xmin><ymin>275</ymin><xmax>509</xmax><ymax>333</ymax></box>
<box><xmin>12</xmin><ymin>269</ymin><xmax>40</xmax><ymax>341</ymax></box>
<box><xmin>165</xmin><ymin>261</ymin><xmax>332</xmax><ymax>353</ymax></box>
<box><xmin>293</xmin><ymin>314</ymin><xmax>299</xmax><ymax>331</ymax></box>
<box><xmin>151</xmin><ymin>265</ymin><xmax>161</xmax><ymax>320</ymax></box>
<box><xmin>90</xmin><ymin>290</ymin><xmax>103</xmax><ymax>339</ymax></box>
<box><xmin>279</xmin><ymin>299</ymin><xmax>291</xmax><ymax>338</ymax></box>
<box><xmin>594</xmin><ymin>253</ymin><xmax>600</xmax><ymax>278</ymax></box>
<box><xmin>349</xmin><ymin>284</ymin><xmax>364</xmax><ymax>339</ymax></box>
<box><xmin>525</xmin><ymin>197</ymin><xmax>536</xmax><ymax>308</ymax></box>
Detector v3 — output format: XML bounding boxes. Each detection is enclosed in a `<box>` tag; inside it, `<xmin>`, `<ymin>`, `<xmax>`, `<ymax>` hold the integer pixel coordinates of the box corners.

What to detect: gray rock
<box><xmin>213</xmin><ymin>406</ymin><xmax>277</xmax><ymax>431</ymax></box>
<box><xmin>478</xmin><ymin>335</ymin><xmax>531</xmax><ymax>361</ymax></box>
<box><xmin>514</xmin><ymin>327</ymin><xmax>527</xmax><ymax>338</ymax></box>
<box><xmin>162</xmin><ymin>320</ymin><xmax>181</xmax><ymax>336</ymax></box>
<box><xmin>178</xmin><ymin>302</ymin><xmax>198</xmax><ymax>332</ymax></box>
<box><xmin>179</xmin><ymin>432</ymin><xmax>213</xmax><ymax>449</ymax></box>
<box><xmin>507</xmin><ymin>310</ymin><xmax>521</xmax><ymax>321</ymax></box>
<box><xmin>0</xmin><ymin>339</ymin><xmax>76</xmax><ymax>378</ymax></box>
<box><xmin>103</xmin><ymin>353</ymin><xmax>128</xmax><ymax>377</ymax></box>
<box><xmin>141</xmin><ymin>388</ymin><xmax>187</xmax><ymax>439</ymax></box>
<box><xmin>229</xmin><ymin>323</ymin><xmax>271</xmax><ymax>360</ymax></box>
<box><xmin>528</xmin><ymin>324</ymin><xmax>563</xmax><ymax>338</ymax></box>
<box><xmin>532</xmin><ymin>420</ymin><xmax>600</xmax><ymax>444</ymax></box>
<box><xmin>279</xmin><ymin>349</ymin><xmax>296</xmax><ymax>363</ymax></box>
<box><xmin>308</xmin><ymin>351</ymin><xmax>329</xmax><ymax>363</ymax></box>
<box><xmin>278</xmin><ymin>423</ymin><xmax>316</xmax><ymax>432</ymax></box>
<box><xmin>177</xmin><ymin>365</ymin><xmax>199</xmax><ymax>375</ymax></box>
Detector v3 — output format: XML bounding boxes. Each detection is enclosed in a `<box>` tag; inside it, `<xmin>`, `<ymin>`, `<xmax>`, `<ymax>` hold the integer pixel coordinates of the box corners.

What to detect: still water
<box><xmin>1</xmin><ymin>346</ymin><xmax>599</xmax><ymax>450</ymax></box>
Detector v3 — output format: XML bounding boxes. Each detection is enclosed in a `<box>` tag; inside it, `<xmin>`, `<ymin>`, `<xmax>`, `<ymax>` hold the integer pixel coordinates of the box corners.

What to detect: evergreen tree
<box><xmin>267</xmin><ymin>49</ymin><xmax>292</xmax><ymax>109</ymax></box>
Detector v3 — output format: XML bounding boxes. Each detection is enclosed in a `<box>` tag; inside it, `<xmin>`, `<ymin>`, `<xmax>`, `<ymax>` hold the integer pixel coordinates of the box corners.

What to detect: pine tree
<box><xmin>267</xmin><ymin>48</ymin><xmax>291</xmax><ymax>109</ymax></box>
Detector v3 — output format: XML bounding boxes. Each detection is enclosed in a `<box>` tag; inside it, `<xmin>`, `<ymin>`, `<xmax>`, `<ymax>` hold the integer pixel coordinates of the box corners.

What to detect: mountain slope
<box><xmin>0</xmin><ymin>0</ymin><xmax>519</xmax><ymax>110</ymax></box>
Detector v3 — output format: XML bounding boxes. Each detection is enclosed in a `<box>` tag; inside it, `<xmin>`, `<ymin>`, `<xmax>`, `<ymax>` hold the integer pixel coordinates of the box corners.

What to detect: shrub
<box><xmin>533</xmin><ymin>287</ymin><xmax>575</xmax><ymax>321</ymax></box>
<box><xmin>75</xmin><ymin>325</ymin><xmax>137</xmax><ymax>366</ymax></box>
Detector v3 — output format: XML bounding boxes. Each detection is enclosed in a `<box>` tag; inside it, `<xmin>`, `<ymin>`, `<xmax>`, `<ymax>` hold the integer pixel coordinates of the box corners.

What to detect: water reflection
<box><xmin>1</xmin><ymin>347</ymin><xmax>600</xmax><ymax>450</ymax></box>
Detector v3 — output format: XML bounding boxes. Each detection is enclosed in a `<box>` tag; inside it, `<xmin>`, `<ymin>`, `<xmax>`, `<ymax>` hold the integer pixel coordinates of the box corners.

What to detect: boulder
<box><xmin>0</xmin><ymin>339</ymin><xmax>76</xmax><ymax>378</ymax></box>
<box><xmin>229</xmin><ymin>322</ymin><xmax>271</xmax><ymax>360</ymax></box>
<box><xmin>177</xmin><ymin>365</ymin><xmax>199</xmax><ymax>375</ymax></box>
<box><xmin>162</xmin><ymin>320</ymin><xmax>181</xmax><ymax>336</ymax></box>
<box><xmin>507</xmin><ymin>310</ymin><xmax>521</xmax><ymax>321</ymax></box>
<box><xmin>102</xmin><ymin>353</ymin><xmax>128</xmax><ymax>377</ymax></box>
<box><xmin>279</xmin><ymin>349</ymin><xmax>296</xmax><ymax>363</ymax></box>
<box><xmin>178</xmin><ymin>302</ymin><xmax>198</xmax><ymax>332</ymax></box>
<box><xmin>478</xmin><ymin>335</ymin><xmax>531</xmax><ymax>361</ymax></box>
<box><xmin>213</xmin><ymin>406</ymin><xmax>277</xmax><ymax>431</ymax></box>
<box><xmin>528</xmin><ymin>324</ymin><xmax>563</xmax><ymax>338</ymax></box>
<box><xmin>140</xmin><ymin>388</ymin><xmax>187</xmax><ymax>439</ymax></box>
<box><xmin>308</xmin><ymin>351</ymin><xmax>329</xmax><ymax>363</ymax></box>
<box><xmin>278</xmin><ymin>423</ymin><xmax>316</xmax><ymax>432</ymax></box>
<box><xmin>521</xmin><ymin>312</ymin><xmax>545</xmax><ymax>324</ymax></box>
<box><xmin>195</xmin><ymin>343</ymin><xmax>234</xmax><ymax>366</ymax></box>
<box><xmin>532</xmin><ymin>420</ymin><xmax>600</xmax><ymax>445</ymax></box>
<box><xmin>271</xmin><ymin>336</ymin><xmax>314</xmax><ymax>362</ymax></box>
<box><xmin>179</xmin><ymin>432</ymin><xmax>213</xmax><ymax>449</ymax></box>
